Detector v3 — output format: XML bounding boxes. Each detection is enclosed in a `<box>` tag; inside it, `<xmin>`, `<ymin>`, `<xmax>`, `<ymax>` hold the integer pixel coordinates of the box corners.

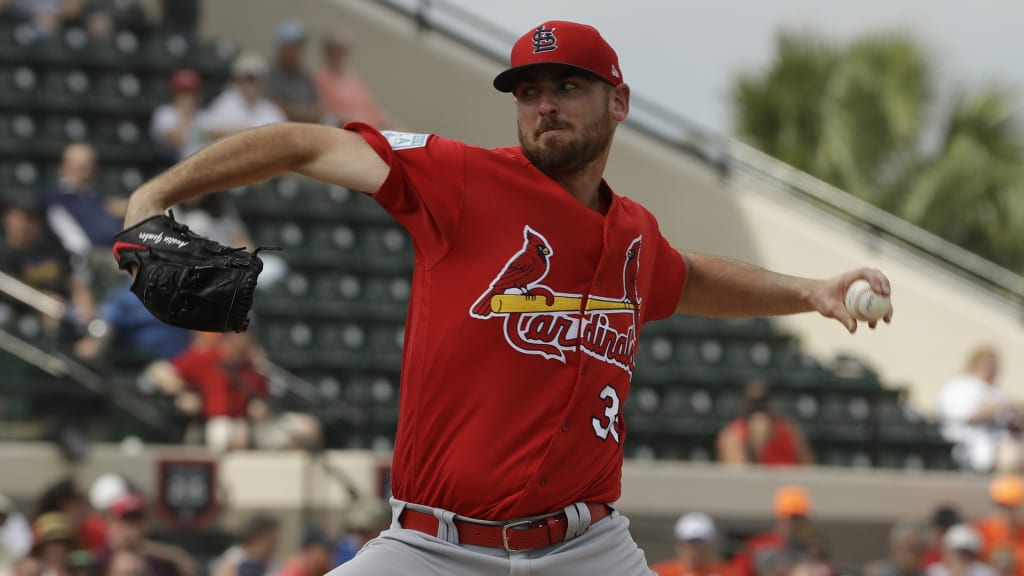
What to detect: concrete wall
<box><xmin>199</xmin><ymin>0</ymin><xmax>1024</xmax><ymax>413</ymax></box>
<box><xmin>0</xmin><ymin>443</ymin><xmax>995</xmax><ymax>566</ymax></box>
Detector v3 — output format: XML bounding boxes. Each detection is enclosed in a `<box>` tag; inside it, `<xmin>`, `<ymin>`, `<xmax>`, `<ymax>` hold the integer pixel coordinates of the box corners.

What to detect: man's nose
<box><xmin>537</xmin><ymin>90</ymin><xmax>559</xmax><ymax>116</ymax></box>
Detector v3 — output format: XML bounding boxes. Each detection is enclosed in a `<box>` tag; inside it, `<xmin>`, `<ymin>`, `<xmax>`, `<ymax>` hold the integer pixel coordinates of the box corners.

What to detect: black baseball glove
<box><xmin>112</xmin><ymin>213</ymin><xmax>263</xmax><ymax>332</ymax></box>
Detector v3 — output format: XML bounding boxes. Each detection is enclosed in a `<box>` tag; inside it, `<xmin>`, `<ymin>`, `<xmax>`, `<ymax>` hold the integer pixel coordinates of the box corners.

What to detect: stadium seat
<box><xmin>91</xmin><ymin>71</ymin><xmax>151</xmax><ymax>114</ymax></box>
<box><xmin>0</xmin><ymin>64</ymin><xmax>39</xmax><ymax>109</ymax></box>
<box><xmin>97</xmin><ymin>165</ymin><xmax>146</xmax><ymax>198</ymax></box>
<box><xmin>0</xmin><ymin>160</ymin><xmax>44</xmax><ymax>189</ymax></box>
<box><xmin>89</xmin><ymin>29</ymin><xmax>146</xmax><ymax>69</ymax></box>
<box><xmin>33</xmin><ymin>26</ymin><xmax>92</xmax><ymax>67</ymax></box>
<box><xmin>0</xmin><ymin>112</ymin><xmax>40</xmax><ymax>156</ymax></box>
<box><xmin>0</xmin><ymin>22</ymin><xmax>37</xmax><ymax>65</ymax></box>
<box><xmin>39</xmin><ymin>68</ymin><xmax>93</xmax><ymax>111</ymax></box>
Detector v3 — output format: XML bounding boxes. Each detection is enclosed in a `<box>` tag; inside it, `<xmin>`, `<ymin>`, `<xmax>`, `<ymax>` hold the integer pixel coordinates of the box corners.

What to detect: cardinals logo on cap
<box><xmin>470</xmin><ymin>226</ymin><xmax>643</xmax><ymax>374</ymax></box>
<box><xmin>531</xmin><ymin>25</ymin><xmax>558</xmax><ymax>53</ymax></box>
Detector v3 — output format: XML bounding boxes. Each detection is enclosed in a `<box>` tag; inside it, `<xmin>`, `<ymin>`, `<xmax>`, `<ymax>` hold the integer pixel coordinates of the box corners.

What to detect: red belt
<box><xmin>398</xmin><ymin>503</ymin><xmax>612</xmax><ymax>552</ymax></box>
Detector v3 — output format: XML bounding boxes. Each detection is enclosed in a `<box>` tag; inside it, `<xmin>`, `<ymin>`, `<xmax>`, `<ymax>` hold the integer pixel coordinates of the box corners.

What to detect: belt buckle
<box><xmin>500</xmin><ymin>518</ymin><xmax>535</xmax><ymax>552</ymax></box>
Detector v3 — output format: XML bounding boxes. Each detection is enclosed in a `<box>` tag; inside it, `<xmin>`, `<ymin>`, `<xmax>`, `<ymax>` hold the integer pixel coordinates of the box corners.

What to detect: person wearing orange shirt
<box><xmin>651</xmin><ymin>513</ymin><xmax>736</xmax><ymax>576</ymax></box>
<box><xmin>975</xmin><ymin>475</ymin><xmax>1024</xmax><ymax>576</ymax></box>
<box><xmin>314</xmin><ymin>33</ymin><xmax>394</xmax><ymax>129</ymax></box>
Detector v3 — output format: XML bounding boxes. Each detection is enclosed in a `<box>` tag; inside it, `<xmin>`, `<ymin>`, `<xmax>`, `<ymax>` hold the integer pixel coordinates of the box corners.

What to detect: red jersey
<box><xmin>725</xmin><ymin>416</ymin><xmax>802</xmax><ymax>465</ymax></box>
<box><xmin>78</xmin><ymin>513</ymin><xmax>107</xmax><ymax>554</ymax></box>
<box><xmin>171</xmin><ymin>348</ymin><xmax>268</xmax><ymax>418</ymax></box>
<box><xmin>731</xmin><ymin>532</ymin><xmax>785</xmax><ymax>576</ymax></box>
<box><xmin>347</xmin><ymin>123</ymin><xmax>687</xmax><ymax>520</ymax></box>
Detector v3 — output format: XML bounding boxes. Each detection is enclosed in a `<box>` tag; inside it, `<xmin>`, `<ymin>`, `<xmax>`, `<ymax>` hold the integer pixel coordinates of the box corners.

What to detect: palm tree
<box><xmin>731</xmin><ymin>30</ymin><xmax>1024</xmax><ymax>273</ymax></box>
<box><xmin>888</xmin><ymin>88</ymin><xmax>1024</xmax><ymax>271</ymax></box>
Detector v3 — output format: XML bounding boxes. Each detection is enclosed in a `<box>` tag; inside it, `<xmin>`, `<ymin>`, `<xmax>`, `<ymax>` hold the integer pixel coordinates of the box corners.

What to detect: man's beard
<box><xmin>519</xmin><ymin>112</ymin><xmax>615</xmax><ymax>179</ymax></box>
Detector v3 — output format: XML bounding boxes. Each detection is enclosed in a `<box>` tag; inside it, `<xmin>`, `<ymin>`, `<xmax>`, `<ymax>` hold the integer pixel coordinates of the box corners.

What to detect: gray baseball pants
<box><xmin>324</xmin><ymin>498</ymin><xmax>656</xmax><ymax>576</ymax></box>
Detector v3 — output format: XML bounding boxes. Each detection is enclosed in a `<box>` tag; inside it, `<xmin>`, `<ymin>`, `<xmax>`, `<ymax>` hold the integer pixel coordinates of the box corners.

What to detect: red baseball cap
<box><xmin>493</xmin><ymin>20</ymin><xmax>623</xmax><ymax>93</ymax></box>
<box><xmin>169</xmin><ymin>68</ymin><xmax>201</xmax><ymax>93</ymax></box>
<box><xmin>108</xmin><ymin>493</ymin><xmax>147</xmax><ymax>519</ymax></box>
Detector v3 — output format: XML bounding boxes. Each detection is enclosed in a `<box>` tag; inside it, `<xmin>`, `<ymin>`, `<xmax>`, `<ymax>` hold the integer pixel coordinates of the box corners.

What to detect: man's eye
<box><xmin>561</xmin><ymin>82</ymin><xmax>578</xmax><ymax>91</ymax></box>
<box><xmin>519</xmin><ymin>87</ymin><xmax>538</xmax><ymax>98</ymax></box>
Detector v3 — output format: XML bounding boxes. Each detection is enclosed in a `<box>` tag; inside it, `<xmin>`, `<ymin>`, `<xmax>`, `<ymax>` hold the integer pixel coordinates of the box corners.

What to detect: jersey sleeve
<box><xmin>344</xmin><ymin>122</ymin><xmax>466</xmax><ymax>265</ymax></box>
<box><xmin>643</xmin><ymin>232</ymin><xmax>687</xmax><ymax>323</ymax></box>
<box><xmin>170</xmin><ymin>349</ymin><xmax>207</xmax><ymax>388</ymax></box>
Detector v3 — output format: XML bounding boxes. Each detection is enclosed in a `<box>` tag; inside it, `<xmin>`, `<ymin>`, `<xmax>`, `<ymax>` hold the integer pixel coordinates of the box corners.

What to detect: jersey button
<box><xmin>561</xmin><ymin>421</ymin><xmax>569</xmax><ymax>432</ymax></box>
<box><xmin>539</xmin><ymin>477</ymin><xmax>547</xmax><ymax>487</ymax></box>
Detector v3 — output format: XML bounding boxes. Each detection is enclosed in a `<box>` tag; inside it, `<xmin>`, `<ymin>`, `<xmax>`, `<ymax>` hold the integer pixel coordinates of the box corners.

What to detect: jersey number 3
<box><xmin>592</xmin><ymin>384</ymin><xmax>621</xmax><ymax>443</ymax></box>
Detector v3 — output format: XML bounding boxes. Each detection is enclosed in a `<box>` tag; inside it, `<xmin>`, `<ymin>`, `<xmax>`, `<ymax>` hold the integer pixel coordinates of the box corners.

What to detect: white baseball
<box><xmin>844</xmin><ymin>279</ymin><xmax>891</xmax><ymax>322</ymax></box>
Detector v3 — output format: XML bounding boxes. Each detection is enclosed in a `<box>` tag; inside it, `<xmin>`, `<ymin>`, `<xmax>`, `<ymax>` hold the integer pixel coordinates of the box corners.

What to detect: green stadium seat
<box><xmin>98</xmin><ymin>165</ymin><xmax>146</xmax><ymax>197</ymax></box>
<box><xmin>144</xmin><ymin>32</ymin><xmax>198</xmax><ymax>72</ymax></box>
<box><xmin>0</xmin><ymin>160</ymin><xmax>43</xmax><ymax>189</ymax></box>
<box><xmin>0</xmin><ymin>64</ymin><xmax>39</xmax><ymax>109</ymax></box>
<box><xmin>33</xmin><ymin>26</ymin><xmax>92</xmax><ymax>67</ymax></box>
<box><xmin>91</xmin><ymin>71</ymin><xmax>151</xmax><ymax>114</ymax></box>
<box><xmin>37</xmin><ymin>114</ymin><xmax>90</xmax><ymax>156</ymax></box>
<box><xmin>39</xmin><ymin>68</ymin><xmax>93</xmax><ymax>111</ymax></box>
<box><xmin>0</xmin><ymin>22</ymin><xmax>36</xmax><ymax>64</ymax></box>
<box><xmin>89</xmin><ymin>29</ymin><xmax>147</xmax><ymax>69</ymax></box>
<box><xmin>0</xmin><ymin>112</ymin><xmax>39</xmax><ymax>156</ymax></box>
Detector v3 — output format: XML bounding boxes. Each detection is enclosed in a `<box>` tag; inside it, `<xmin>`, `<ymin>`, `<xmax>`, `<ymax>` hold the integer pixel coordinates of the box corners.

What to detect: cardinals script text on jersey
<box><xmin>470</xmin><ymin>226</ymin><xmax>643</xmax><ymax>374</ymax></box>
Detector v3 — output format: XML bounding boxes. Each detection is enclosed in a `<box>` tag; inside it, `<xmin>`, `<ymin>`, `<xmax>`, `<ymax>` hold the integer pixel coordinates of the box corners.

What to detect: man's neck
<box><xmin>548</xmin><ymin>151</ymin><xmax>611</xmax><ymax>213</ymax></box>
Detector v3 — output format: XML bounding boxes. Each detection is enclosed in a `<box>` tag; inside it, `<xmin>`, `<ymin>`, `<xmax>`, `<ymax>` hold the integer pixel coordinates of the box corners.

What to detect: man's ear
<box><xmin>611</xmin><ymin>83</ymin><xmax>630</xmax><ymax>122</ymax></box>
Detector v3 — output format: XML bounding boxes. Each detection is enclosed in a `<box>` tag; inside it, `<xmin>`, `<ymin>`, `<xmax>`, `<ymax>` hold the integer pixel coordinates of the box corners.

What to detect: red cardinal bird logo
<box><xmin>471</xmin><ymin>226</ymin><xmax>554</xmax><ymax>318</ymax></box>
<box><xmin>623</xmin><ymin>237</ymin><xmax>642</xmax><ymax>325</ymax></box>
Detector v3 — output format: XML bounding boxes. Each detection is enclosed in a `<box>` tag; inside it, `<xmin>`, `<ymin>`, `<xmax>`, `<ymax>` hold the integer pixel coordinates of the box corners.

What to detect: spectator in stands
<box><xmin>105</xmin><ymin>550</ymin><xmax>145</xmax><ymax>576</ymax></box>
<box><xmin>864</xmin><ymin>520</ymin><xmax>928</xmax><ymax>576</ymax></box>
<box><xmin>42</xmin><ymin>144</ymin><xmax>125</xmax><ymax>253</ymax></box>
<box><xmin>150</xmin><ymin>69</ymin><xmax>203</xmax><ymax>163</ymax></box>
<box><xmin>8</xmin><ymin>0</ymin><xmax>60</xmax><ymax>38</ymax></box>
<box><xmin>71</xmin><ymin>474</ymin><xmax>130</xmax><ymax>557</ymax></box>
<box><xmin>975</xmin><ymin>476</ymin><xmax>1024</xmax><ymax>576</ymax></box>
<box><xmin>95</xmin><ymin>493</ymin><xmax>195</xmax><ymax>576</ymax></box>
<box><xmin>731</xmin><ymin>486</ymin><xmax>827</xmax><ymax>576</ymax></box>
<box><xmin>12</xmin><ymin>556</ymin><xmax>43</xmax><ymax>576</ymax></box>
<box><xmin>314</xmin><ymin>32</ymin><xmax>392</xmax><ymax>129</ymax></box>
<box><xmin>923</xmin><ymin>506</ymin><xmax>964</xmax><ymax>568</ymax></box>
<box><xmin>144</xmin><ymin>330</ymin><xmax>321</xmax><ymax>452</ymax></box>
<box><xmin>33</xmin><ymin>479</ymin><xmax>92</xmax><ymax>551</ymax></box>
<box><xmin>716</xmin><ymin>379</ymin><xmax>815</xmax><ymax>467</ymax></box>
<box><xmin>650</xmin><ymin>512</ymin><xmax>735</xmax><ymax>576</ymax></box>
<box><xmin>939</xmin><ymin>346</ymin><xmax>1023</xmax><ymax>473</ymax></box>
<box><xmin>29</xmin><ymin>512</ymin><xmax>73</xmax><ymax>576</ymax></box>
<box><xmin>195</xmin><ymin>53</ymin><xmax>285</xmax><ymax>144</ymax></box>
<box><xmin>0</xmin><ymin>191</ymin><xmax>95</xmax><ymax>333</ymax></box>
<box><xmin>143</xmin><ymin>331</ymin><xmax>269</xmax><ymax>452</ymax></box>
<box><xmin>0</xmin><ymin>492</ymin><xmax>32</xmax><ymax>576</ymax></box>
<box><xmin>992</xmin><ymin>548</ymin><xmax>1019</xmax><ymax>576</ymax></box>
<box><xmin>71</xmin><ymin>277</ymin><xmax>192</xmax><ymax>365</ymax></box>
<box><xmin>266</xmin><ymin>20</ymin><xmax>320</xmax><ymax>124</ymax></box>
<box><xmin>273</xmin><ymin>528</ymin><xmax>332</xmax><ymax>576</ymax></box>
<box><xmin>212</xmin><ymin>515</ymin><xmax>280</xmax><ymax>576</ymax></box>
<box><xmin>332</xmin><ymin>499</ymin><xmax>390</xmax><ymax>566</ymax></box>
<box><xmin>927</xmin><ymin>524</ymin><xmax>996</xmax><ymax>576</ymax></box>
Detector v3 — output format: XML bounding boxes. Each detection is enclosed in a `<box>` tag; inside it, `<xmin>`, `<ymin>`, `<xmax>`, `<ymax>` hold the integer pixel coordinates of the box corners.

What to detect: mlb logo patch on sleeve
<box><xmin>382</xmin><ymin>131</ymin><xmax>430</xmax><ymax>150</ymax></box>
